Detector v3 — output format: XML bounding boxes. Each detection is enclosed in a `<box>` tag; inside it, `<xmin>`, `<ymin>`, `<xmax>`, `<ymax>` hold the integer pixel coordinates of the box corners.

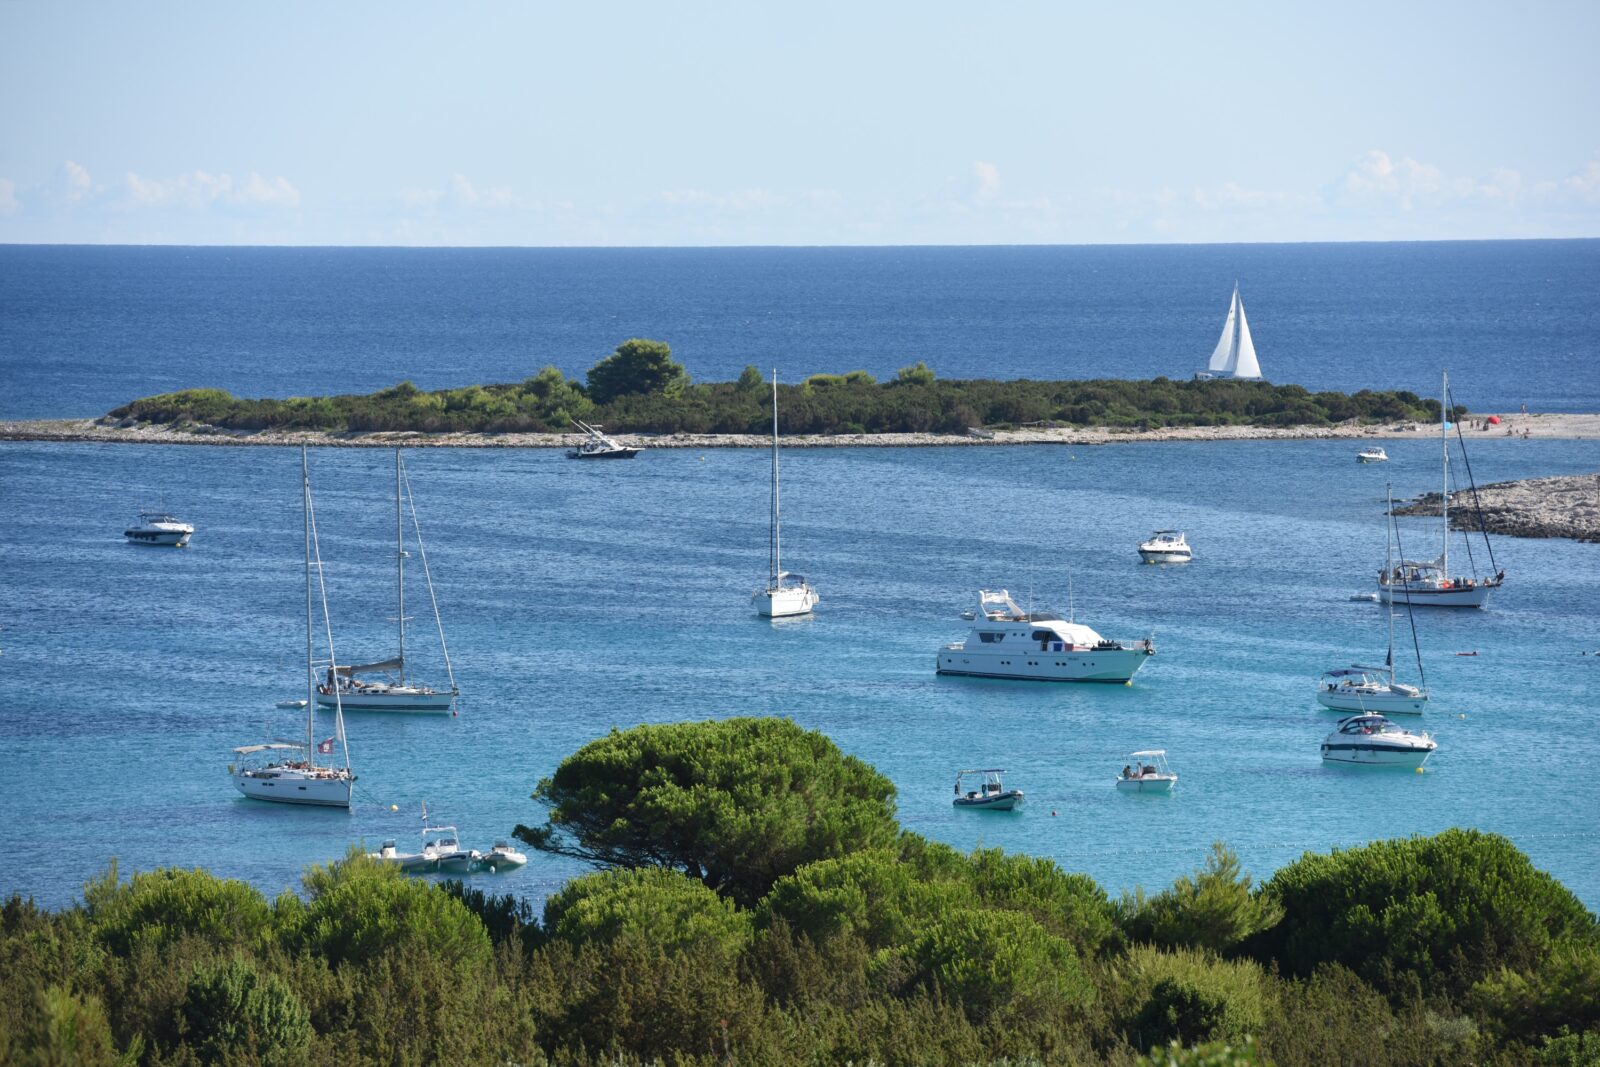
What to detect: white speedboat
<box><xmin>1321</xmin><ymin>487</ymin><xmax>1430</xmax><ymax>715</ymax></box>
<box><xmin>1357</xmin><ymin>447</ymin><xmax>1389</xmax><ymax>463</ymax></box>
<box><xmin>1116</xmin><ymin>750</ymin><xmax>1177</xmax><ymax>792</ymax></box>
<box><xmin>1321</xmin><ymin>714</ymin><xmax>1436</xmax><ymax>768</ymax></box>
<box><xmin>936</xmin><ymin>589</ymin><xmax>1155</xmax><ymax>683</ymax></box>
<box><xmin>1193</xmin><ymin>282</ymin><xmax>1262</xmax><ymax>380</ymax></box>
<box><xmin>1138</xmin><ymin>530</ymin><xmax>1192</xmax><ymax>563</ymax></box>
<box><xmin>317</xmin><ymin>451</ymin><xmax>459</xmax><ymax>714</ymax></box>
<box><xmin>566</xmin><ymin>419</ymin><xmax>642</xmax><ymax>459</ymax></box>
<box><xmin>367</xmin><ymin>839</ymin><xmax>431</xmax><ymax>872</ymax></box>
<box><xmin>952</xmin><ymin>769</ymin><xmax>1023</xmax><ymax>811</ymax></box>
<box><xmin>754</xmin><ymin>370</ymin><xmax>819</xmax><ymax>618</ymax></box>
<box><xmin>1377</xmin><ymin>371</ymin><xmax>1503</xmax><ymax>608</ymax></box>
<box><xmin>232</xmin><ymin>448</ymin><xmax>354</xmax><ymax>808</ymax></box>
<box><xmin>482</xmin><ymin>841</ymin><xmax>529</xmax><ymax>871</ymax></box>
<box><xmin>124</xmin><ymin>511</ymin><xmax>193</xmax><ymax>546</ymax></box>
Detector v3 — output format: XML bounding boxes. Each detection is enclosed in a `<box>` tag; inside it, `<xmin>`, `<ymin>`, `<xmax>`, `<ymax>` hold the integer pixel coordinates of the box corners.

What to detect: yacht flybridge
<box><xmin>1377</xmin><ymin>371</ymin><xmax>1504</xmax><ymax>608</ymax></box>
<box><xmin>754</xmin><ymin>370</ymin><xmax>818</xmax><ymax>618</ymax></box>
<box><xmin>316</xmin><ymin>451</ymin><xmax>458</xmax><ymax>714</ymax></box>
<box><xmin>231</xmin><ymin>447</ymin><xmax>354</xmax><ymax>808</ymax></box>
<box><xmin>936</xmin><ymin>589</ymin><xmax>1155</xmax><ymax>683</ymax></box>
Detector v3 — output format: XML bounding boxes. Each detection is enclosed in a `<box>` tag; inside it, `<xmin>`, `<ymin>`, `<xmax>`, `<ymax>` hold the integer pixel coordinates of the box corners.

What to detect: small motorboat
<box><xmin>366</xmin><ymin>839</ymin><xmax>431</xmax><ymax>873</ymax></box>
<box><xmin>952</xmin><ymin>768</ymin><xmax>1023</xmax><ymax>811</ymax></box>
<box><xmin>1321</xmin><ymin>714</ymin><xmax>1437</xmax><ymax>768</ymax></box>
<box><xmin>1137</xmin><ymin>530</ymin><xmax>1192</xmax><ymax>563</ymax></box>
<box><xmin>1357</xmin><ymin>447</ymin><xmax>1389</xmax><ymax>463</ymax></box>
<box><xmin>124</xmin><ymin>511</ymin><xmax>194</xmax><ymax>546</ymax></box>
<box><xmin>1116</xmin><ymin>750</ymin><xmax>1177</xmax><ymax>792</ymax></box>
<box><xmin>566</xmin><ymin>419</ymin><xmax>642</xmax><ymax>459</ymax></box>
<box><xmin>481</xmin><ymin>841</ymin><xmax>528</xmax><ymax>871</ymax></box>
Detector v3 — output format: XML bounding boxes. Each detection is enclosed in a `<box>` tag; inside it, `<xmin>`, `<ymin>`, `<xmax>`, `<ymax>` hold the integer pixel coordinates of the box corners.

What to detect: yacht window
<box><xmin>1031</xmin><ymin>631</ymin><xmax>1053</xmax><ymax>642</ymax></box>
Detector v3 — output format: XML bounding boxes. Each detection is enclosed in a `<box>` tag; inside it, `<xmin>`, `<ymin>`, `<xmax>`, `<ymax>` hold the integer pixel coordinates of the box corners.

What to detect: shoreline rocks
<box><xmin>1394</xmin><ymin>473</ymin><xmax>1600</xmax><ymax>543</ymax></box>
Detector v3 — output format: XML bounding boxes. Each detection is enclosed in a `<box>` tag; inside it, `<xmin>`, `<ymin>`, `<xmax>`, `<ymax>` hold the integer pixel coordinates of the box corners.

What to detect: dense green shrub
<box><xmin>542</xmin><ymin>867</ymin><xmax>752</xmax><ymax>959</ymax></box>
<box><xmin>1119</xmin><ymin>844</ymin><xmax>1282</xmax><ymax>955</ymax></box>
<box><xmin>900</xmin><ymin>907</ymin><xmax>1095</xmax><ymax>1025</ymax></box>
<box><xmin>83</xmin><ymin>864</ymin><xmax>272</xmax><ymax>956</ymax></box>
<box><xmin>1108</xmin><ymin>945</ymin><xmax>1271</xmax><ymax>1054</ymax></box>
<box><xmin>179</xmin><ymin>956</ymin><xmax>311</xmax><ymax>1065</ymax></box>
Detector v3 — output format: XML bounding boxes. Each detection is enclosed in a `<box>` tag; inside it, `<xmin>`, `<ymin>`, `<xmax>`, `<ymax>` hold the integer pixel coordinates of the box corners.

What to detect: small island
<box><xmin>1396</xmin><ymin>472</ymin><xmax>1600</xmax><ymax>543</ymax></box>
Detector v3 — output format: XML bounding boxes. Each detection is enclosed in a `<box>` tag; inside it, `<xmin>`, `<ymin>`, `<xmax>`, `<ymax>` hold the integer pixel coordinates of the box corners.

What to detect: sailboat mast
<box><xmin>770</xmin><ymin>370</ymin><xmax>781</xmax><ymax>586</ymax></box>
<box><xmin>1441</xmin><ymin>371</ymin><xmax>1450</xmax><ymax>577</ymax></box>
<box><xmin>1385</xmin><ymin>485</ymin><xmax>1396</xmax><ymax>685</ymax></box>
<box><xmin>396</xmin><ymin>450</ymin><xmax>406</xmax><ymax>685</ymax></box>
<box><xmin>1228</xmin><ymin>284</ymin><xmax>1241</xmax><ymax>373</ymax></box>
<box><xmin>303</xmin><ymin>446</ymin><xmax>315</xmax><ymax>754</ymax></box>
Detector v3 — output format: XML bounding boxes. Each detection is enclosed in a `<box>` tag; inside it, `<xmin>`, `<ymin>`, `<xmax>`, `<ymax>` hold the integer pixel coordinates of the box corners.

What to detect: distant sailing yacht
<box><xmin>1194</xmin><ymin>283</ymin><xmax>1262</xmax><ymax>380</ymax></box>
<box><xmin>231</xmin><ymin>447</ymin><xmax>354</xmax><ymax>807</ymax></box>
<box><xmin>1377</xmin><ymin>371</ymin><xmax>1505</xmax><ymax>608</ymax></box>
<box><xmin>316</xmin><ymin>450</ymin><xmax>459</xmax><ymax>713</ymax></box>
<box><xmin>753</xmin><ymin>371</ymin><xmax>818</xmax><ymax>618</ymax></box>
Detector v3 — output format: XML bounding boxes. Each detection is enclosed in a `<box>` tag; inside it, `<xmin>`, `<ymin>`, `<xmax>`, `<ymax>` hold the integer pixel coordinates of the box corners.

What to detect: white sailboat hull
<box><xmin>755</xmin><ymin>586</ymin><xmax>818</xmax><ymax>617</ymax></box>
<box><xmin>232</xmin><ymin>769</ymin><xmax>352</xmax><ymax>807</ymax></box>
<box><xmin>1317</xmin><ymin>688</ymin><xmax>1428</xmax><ymax>715</ymax></box>
<box><xmin>315</xmin><ymin>689</ymin><xmax>454</xmax><ymax>713</ymax></box>
<box><xmin>1378</xmin><ymin>582</ymin><xmax>1495</xmax><ymax>608</ymax></box>
<box><xmin>937</xmin><ymin>646</ymin><xmax>1153</xmax><ymax>683</ymax></box>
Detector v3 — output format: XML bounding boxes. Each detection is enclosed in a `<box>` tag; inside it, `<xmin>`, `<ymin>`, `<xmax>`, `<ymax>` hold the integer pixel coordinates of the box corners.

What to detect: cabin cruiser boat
<box><xmin>124</xmin><ymin>512</ymin><xmax>193</xmax><ymax>546</ymax></box>
<box><xmin>1357</xmin><ymin>447</ymin><xmax>1389</xmax><ymax>463</ymax></box>
<box><xmin>317</xmin><ymin>451</ymin><xmax>459</xmax><ymax>714</ymax></box>
<box><xmin>952</xmin><ymin>769</ymin><xmax>1023</xmax><ymax>810</ymax></box>
<box><xmin>1377</xmin><ymin>371</ymin><xmax>1504</xmax><ymax>608</ymax></box>
<box><xmin>1138</xmin><ymin>530</ymin><xmax>1192</xmax><ymax>563</ymax></box>
<box><xmin>754</xmin><ymin>371</ymin><xmax>818</xmax><ymax>618</ymax></box>
<box><xmin>1320</xmin><ymin>714</ymin><xmax>1436</xmax><ymax>768</ymax></box>
<box><xmin>1317</xmin><ymin>668</ymin><xmax>1426</xmax><ymax>715</ymax></box>
<box><xmin>482</xmin><ymin>841</ymin><xmax>529</xmax><ymax>871</ymax></box>
<box><xmin>1116</xmin><ymin>750</ymin><xmax>1177</xmax><ymax>792</ymax></box>
<box><xmin>937</xmin><ymin>589</ymin><xmax>1155</xmax><ymax>683</ymax></box>
<box><xmin>566</xmin><ymin>419</ymin><xmax>642</xmax><ymax>459</ymax></box>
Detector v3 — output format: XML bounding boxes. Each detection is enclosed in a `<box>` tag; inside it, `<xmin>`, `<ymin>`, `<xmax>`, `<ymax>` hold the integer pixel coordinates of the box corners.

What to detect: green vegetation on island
<box><xmin>5</xmin><ymin>717</ymin><xmax>1596</xmax><ymax>1066</ymax></box>
<box><xmin>105</xmin><ymin>338</ymin><xmax>1449</xmax><ymax>436</ymax></box>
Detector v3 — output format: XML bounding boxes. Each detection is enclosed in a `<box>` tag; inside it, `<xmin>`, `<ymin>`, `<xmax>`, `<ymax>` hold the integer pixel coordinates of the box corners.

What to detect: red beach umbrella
<box><xmin>1487</xmin><ymin>415</ymin><xmax>1502</xmax><ymax>425</ymax></box>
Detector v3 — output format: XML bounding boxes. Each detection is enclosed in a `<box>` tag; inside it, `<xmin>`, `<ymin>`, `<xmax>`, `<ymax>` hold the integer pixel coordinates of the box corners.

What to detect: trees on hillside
<box><xmin>584</xmin><ymin>338</ymin><xmax>690</xmax><ymax>405</ymax></box>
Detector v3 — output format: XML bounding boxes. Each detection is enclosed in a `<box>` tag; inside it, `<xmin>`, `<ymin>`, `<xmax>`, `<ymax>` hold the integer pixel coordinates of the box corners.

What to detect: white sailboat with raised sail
<box><xmin>317</xmin><ymin>450</ymin><xmax>459</xmax><ymax>713</ymax></box>
<box><xmin>1377</xmin><ymin>371</ymin><xmax>1505</xmax><ymax>608</ymax></box>
<box><xmin>1320</xmin><ymin>486</ymin><xmax>1429</xmax><ymax>715</ymax></box>
<box><xmin>753</xmin><ymin>371</ymin><xmax>818</xmax><ymax>618</ymax></box>
<box><xmin>1195</xmin><ymin>283</ymin><xmax>1262</xmax><ymax>380</ymax></box>
<box><xmin>231</xmin><ymin>447</ymin><xmax>354</xmax><ymax>807</ymax></box>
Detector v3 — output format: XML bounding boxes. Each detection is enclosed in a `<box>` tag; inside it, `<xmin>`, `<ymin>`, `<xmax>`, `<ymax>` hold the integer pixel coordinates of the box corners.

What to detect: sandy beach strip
<box><xmin>3</xmin><ymin>412</ymin><xmax>1599</xmax><ymax>449</ymax></box>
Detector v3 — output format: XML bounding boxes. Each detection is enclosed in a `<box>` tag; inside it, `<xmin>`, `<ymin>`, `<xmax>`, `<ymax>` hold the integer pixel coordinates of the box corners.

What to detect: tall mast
<box><xmin>303</xmin><ymin>446</ymin><xmax>315</xmax><ymax>754</ymax></box>
<box><xmin>1441</xmin><ymin>371</ymin><xmax>1450</xmax><ymax>576</ymax></box>
<box><xmin>770</xmin><ymin>370</ymin><xmax>781</xmax><ymax>586</ymax></box>
<box><xmin>1385</xmin><ymin>484</ymin><xmax>1396</xmax><ymax>685</ymax></box>
<box><xmin>396</xmin><ymin>449</ymin><xmax>406</xmax><ymax>685</ymax></box>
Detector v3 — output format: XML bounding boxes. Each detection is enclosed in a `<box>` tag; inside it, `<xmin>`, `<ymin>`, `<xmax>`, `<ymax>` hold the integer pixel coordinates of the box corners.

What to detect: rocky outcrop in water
<box><xmin>1395</xmin><ymin>473</ymin><xmax>1600</xmax><ymax>543</ymax></box>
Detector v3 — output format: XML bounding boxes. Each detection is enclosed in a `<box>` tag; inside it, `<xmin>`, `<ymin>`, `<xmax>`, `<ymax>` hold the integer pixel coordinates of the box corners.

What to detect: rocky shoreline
<box><xmin>5</xmin><ymin>411</ymin><xmax>1599</xmax><ymax>449</ymax></box>
<box><xmin>1394</xmin><ymin>472</ymin><xmax>1600</xmax><ymax>543</ymax></box>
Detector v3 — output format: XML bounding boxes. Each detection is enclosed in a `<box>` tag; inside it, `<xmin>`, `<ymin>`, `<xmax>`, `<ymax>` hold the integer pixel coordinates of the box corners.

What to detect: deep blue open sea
<box><xmin>1</xmin><ymin>242</ymin><xmax>1597</xmax><ymax>912</ymax></box>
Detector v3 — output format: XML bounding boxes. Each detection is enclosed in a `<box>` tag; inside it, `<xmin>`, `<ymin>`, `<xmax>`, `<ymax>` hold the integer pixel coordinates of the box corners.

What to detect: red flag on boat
<box><xmin>317</xmin><ymin>737</ymin><xmax>335</xmax><ymax>754</ymax></box>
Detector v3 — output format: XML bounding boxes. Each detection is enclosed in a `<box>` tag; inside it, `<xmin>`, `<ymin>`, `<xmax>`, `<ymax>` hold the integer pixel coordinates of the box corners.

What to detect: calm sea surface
<box><xmin>1</xmin><ymin>241</ymin><xmax>1597</xmax><ymax>910</ymax></box>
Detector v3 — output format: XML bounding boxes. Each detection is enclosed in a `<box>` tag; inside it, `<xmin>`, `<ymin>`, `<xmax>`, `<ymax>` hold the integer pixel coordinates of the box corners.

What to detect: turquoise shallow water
<box><xmin>1</xmin><ymin>437</ymin><xmax>1597</xmax><ymax>909</ymax></box>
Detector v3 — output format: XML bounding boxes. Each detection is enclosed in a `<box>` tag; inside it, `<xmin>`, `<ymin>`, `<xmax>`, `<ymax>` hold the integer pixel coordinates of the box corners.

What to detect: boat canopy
<box><xmin>334</xmin><ymin>657</ymin><xmax>403</xmax><ymax>677</ymax></box>
<box><xmin>1128</xmin><ymin>749</ymin><xmax>1166</xmax><ymax>758</ymax></box>
<box><xmin>233</xmin><ymin>742</ymin><xmax>303</xmax><ymax>754</ymax></box>
<box><xmin>1323</xmin><ymin>667</ymin><xmax>1380</xmax><ymax>678</ymax></box>
<box><xmin>776</xmin><ymin>571</ymin><xmax>807</xmax><ymax>585</ymax></box>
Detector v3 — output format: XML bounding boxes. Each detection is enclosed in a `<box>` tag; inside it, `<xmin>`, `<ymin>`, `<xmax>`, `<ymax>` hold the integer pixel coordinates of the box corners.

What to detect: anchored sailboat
<box><xmin>317</xmin><ymin>450</ymin><xmax>459</xmax><ymax>712</ymax></box>
<box><xmin>753</xmin><ymin>371</ymin><xmax>818</xmax><ymax>618</ymax></box>
<box><xmin>231</xmin><ymin>447</ymin><xmax>354</xmax><ymax>807</ymax></box>
<box><xmin>1319</xmin><ymin>486</ymin><xmax>1430</xmax><ymax>715</ymax></box>
<box><xmin>1195</xmin><ymin>283</ymin><xmax>1262</xmax><ymax>380</ymax></box>
<box><xmin>1377</xmin><ymin>371</ymin><xmax>1505</xmax><ymax>608</ymax></box>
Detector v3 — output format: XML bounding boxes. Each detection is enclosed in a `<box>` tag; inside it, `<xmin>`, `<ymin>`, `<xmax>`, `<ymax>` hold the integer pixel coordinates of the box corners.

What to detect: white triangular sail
<box><xmin>1231</xmin><ymin>290</ymin><xmax>1261</xmax><ymax>379</ymax></box>
<box><xmin>1207</xmin><ymin>286</ymin><xmax>1239</xmax><ymax>373</ymax></box>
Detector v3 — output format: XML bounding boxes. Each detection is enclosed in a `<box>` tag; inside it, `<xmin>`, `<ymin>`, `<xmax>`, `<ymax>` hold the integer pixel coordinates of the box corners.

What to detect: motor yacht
<box><xmin>937</xmin><ymin>589</ymin><xmax>1155</xmax><ymax>683</ymax></box>
<box><xmin>124</xmin><ymin>511</ymin><xmax>193</xmax><ymax>546</ymax></box>
<box><xmin>566</xmin><ymin>419</ymin><xmax>642</xmax><ymax>459</ymax></box>
<box><xmin>952</xmin><ymin>769</ymin><xmax>1023</xmax><ymax>810</ymax></box>
<box><xmin>1116</xmin><ymin>750</ymin><xmax>1177</xmax><ymax>792</ymax></box>
<box><xmin>1357</xmin><ymin>447</ymin><xmax>1389</xmax><ymax>463</ymax></box>
<box><xmin>1320</xmin><ymin>714</ymin><xmax>1436</xmax><ymax>768</ymax></box>
<box><xmin>1137</xmin><ymin>530</ymin><xmax>1192</xmax><ymax>563</ymax></box>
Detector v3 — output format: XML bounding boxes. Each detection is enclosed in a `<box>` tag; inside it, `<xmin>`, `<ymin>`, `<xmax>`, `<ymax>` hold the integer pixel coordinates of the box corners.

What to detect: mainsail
<box><xmin>1206</xmin><ymin>284</ymin><xmax>1262</xmax><ymax>380</ymax></box>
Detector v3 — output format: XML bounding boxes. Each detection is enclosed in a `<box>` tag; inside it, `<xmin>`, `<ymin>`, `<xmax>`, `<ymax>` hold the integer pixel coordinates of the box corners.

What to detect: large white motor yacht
<box><xmin>124</xmin><ymin>512</ymin><xmax>193</xmax><ymax>546</ymax></box>
<box><xmin>1138</xmin><ymin>530</ymin><xmax>1192</xmax><ymax>563</ymax></box>
<box><xmin>1320</xmin><ymin>714</ymin><xmax>1436</xmax><ymax>768</ymax></box>
<box><xmin>937</xmin><ymin>589</ymin><xmax>1155</xmax><ymax>683</ymax></box>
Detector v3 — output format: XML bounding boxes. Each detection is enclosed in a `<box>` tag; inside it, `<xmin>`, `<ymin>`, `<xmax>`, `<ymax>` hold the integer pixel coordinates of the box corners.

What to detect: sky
<box><xmin>1</xmin><ymin>2</ymin><xmax>1597</xmax><ymax>246</ymax></box>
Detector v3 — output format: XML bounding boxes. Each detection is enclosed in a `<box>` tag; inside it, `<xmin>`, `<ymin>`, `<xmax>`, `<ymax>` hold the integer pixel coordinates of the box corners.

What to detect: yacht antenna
<box><xmin>1067</xmin><ymin>573</ymin><xmax>1075</xmax><ymax>623</ymax></box>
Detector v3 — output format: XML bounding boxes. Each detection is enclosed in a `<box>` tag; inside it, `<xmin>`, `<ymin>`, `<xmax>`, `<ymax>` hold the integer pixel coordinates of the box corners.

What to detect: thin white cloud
<box><xmin>973</xmin><ymin>161</ymin><xmax>1001</xmax><ymax>202</ymax></box>
<box><xmin>0</xmin><ymin>179</ymin><xmax>17</xmax><ymax>215</ymax></box>
<box><xmin>122</xmin><ymin>169</ymin><xmax>300</xmax><ymax>209</ymax></box>
<box><xmin>63</xmin><ymin>160</ymin><xmax>92</xmax><ymax>199</ymax></box>
<box><xmin>1339</xmin><ymin>149</ymin><xmax>1443</xmax><ymax>210</ymax></box>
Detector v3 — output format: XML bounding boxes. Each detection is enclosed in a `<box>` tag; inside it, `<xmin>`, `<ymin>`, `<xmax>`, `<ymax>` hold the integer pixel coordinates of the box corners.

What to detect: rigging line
<box><xmin>399</xmin><ymin>457</ymin><xmax>457</xmax><ymax>696</ymax></box>
<box><xmin>1447</xmin><ymin>382</ymin><xmax>1500</xmax><ymax>573</ymax></box>
<box><xmin>306</xmin><ymin>470</ymin><xmax>352</xmax><ymax>769</ymax></box>
<box><xmin>1389</xmin><ymin>498</ymin><xmax>1427</xmax><ymax>691</ymax></box>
